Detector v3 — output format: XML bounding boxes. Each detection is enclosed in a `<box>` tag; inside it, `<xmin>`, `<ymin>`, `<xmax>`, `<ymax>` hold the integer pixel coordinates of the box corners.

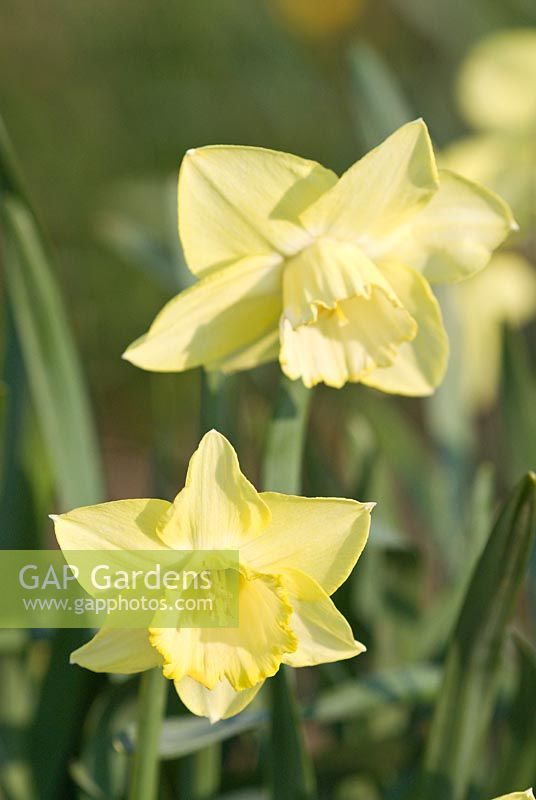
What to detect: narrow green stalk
<box><xmin>128</xmin><ymin>668</ymin><xmax>168</xmax><ymax>800</ymax></box>
<box><xmin>262</xmin><ymin>376</ymin><xmax>311</xmax><ymax>495</ymax></box>
<box><xmin>263</xmin><ymin>375</ymin><xmax>316</xmax><ymax>800</ymax></box>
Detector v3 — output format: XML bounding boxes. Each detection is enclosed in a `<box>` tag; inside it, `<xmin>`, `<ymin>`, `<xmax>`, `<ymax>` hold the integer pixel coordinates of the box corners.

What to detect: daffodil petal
<box><xmin>457</xmin><ymin>29</ymin><xmax>536</xmax><ymax>133</ymax></box>
<box><xmin>242</xmin><ymin>493</ymin><xmax>372</xmax><ymax>595</ymax></box>
<box><xmin>179</xmin><ymin>145</ymin><xmax>337</xmax><ymax>275</ymax></box>
<box><xmin>174</xmin><ymin>676</ymin><xmax>264</xmax><ymax>722</ymax></box>
<box><xmin>70</xmin><ymin>628</ymin><xmax>162</xmax><ymax>674</ymax></box>
<box><xmin>303</xmin><ymin>119</ymin><xmax>438</xmax><ymax>240</ymax></box>
<box><xmin>279</xmin><ymin>287</ymin><xmax>416</xmax><ymax>388</ymax></box>
<box><xmin>211</xmin><ymin>328</ymin><xmax>279</xmax><ymax>374</ymax></box>
<box><xmin>123</xmin><ymin>255</ymin><xmax>283</xmax><ymax>372</ymax></box>
<box><xmin>52</xmin><ymin>499</ymin><xmax>171</xmax><ymax>551</ymax></box>
<box><xmin>283</xmin><ymin>237</ymin><xmax>400</xmax><ymax>327</ymax></box>
<box><xmin>149</xmin><ymin>571</ymin><xmax>297</xmax><ymax>691</ymax></box>
<box><xmin>491</xmin><ymin>792</ymin><xmax>535</xmax><ymax>800</ymax></box>
<box><xmin>157</xmin><ymin>430</ymin><xmax>270</xmax><ymax>549</ymax></box>
<box><xmin>279</xmin><ymin>569</ymin><xmax>365</xmax><ymax>667</ymax></box>
<box><xmin>361</xmin><ymin>262</ymin><xmax>448</xmax><ymax>396</ymax></box>
<box><xmin>370</xmin><ymin>170</ymin><xmax>516</xmax><ymax>284</ymax></box>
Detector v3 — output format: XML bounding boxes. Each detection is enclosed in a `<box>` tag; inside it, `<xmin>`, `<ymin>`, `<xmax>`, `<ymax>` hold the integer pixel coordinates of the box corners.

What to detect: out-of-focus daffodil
<box><xmin>124</xmin><ymin>120</ymin><xmax>515</xmax><ymax>394</ymax></box>
<box><xmin>492</xmin><ymin>791</ymin><xmax>535</xmax><ymax>800</ymax></box>
<box><xmin>443</xmin><ymin>29</ymin><xmax>536</xmax><ymax>229</ymax></box>
<box><xmin>457</xmin><ymin>30</ymin><xmax>536</xmax><ymax>134</ymax></box>
<box><xmin>270</xmin><ymin>0</ymin><xmax>365</xmax><ymax>39</ymax></box>
<box><xmin>454</xmin><ymin>251</ymin><xmax>536</xmax><ymax>411</ymax></box>
<box><xmin>51</xmin><ymin>430</ymin><xmax>372</xmax><ymax>722</ymax></box>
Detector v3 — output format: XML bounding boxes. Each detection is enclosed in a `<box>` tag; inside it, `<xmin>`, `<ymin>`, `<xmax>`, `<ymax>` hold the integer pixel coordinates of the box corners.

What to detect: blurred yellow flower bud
<box><xmin>270</xmin><ymin>0</ymin><xmax>366</xmax><ymax>38</ymax></box>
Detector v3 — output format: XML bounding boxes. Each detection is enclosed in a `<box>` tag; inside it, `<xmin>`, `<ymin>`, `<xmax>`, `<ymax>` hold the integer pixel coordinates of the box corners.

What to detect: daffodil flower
<box><xmin>124</xmin><ymin>120</ymin><xmax>515</xmax><ymax>394</ymax></box>
<box><xmin>443</xmin><ymin>29</ymin><xmax>536</xmax><ymax>230</ymax></box>
<box><xmin>454</xmin><ymin>251</ymin><xmax>536</xmax><ymax>411</ymax></box>
<box><xmin>492</xmin><ymin>791</ymin><xmax>535</xmax><ymax>800</ymax></box>
<box><xmin>51</xmin><ymin>430</ymin><xmax>372</xmax><ymax>722</ymax></box>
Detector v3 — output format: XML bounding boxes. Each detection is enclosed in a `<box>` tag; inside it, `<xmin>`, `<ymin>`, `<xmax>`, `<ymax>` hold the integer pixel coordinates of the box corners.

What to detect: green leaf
<box><xmin>491</xmin><ymin>634</ymin><xmax>536</xmax><ymax>795</ymax></box>
<box><xmin>98</xmin><ymin>177</ymin><xmax>191</xmax><ymax>293</ymax></box>
<box><xmin>116</xmin><ymin>663</ymin><xmax>440</xmax><ymax>761</ymax></box>
<box><xmin>0</xmin><ymin>117</ymin><xmax>106</xmax><ymax>800</ymax></box>
<box><xmin>500</xmin><ymin>328</ymin><xmax>536</xmax><ymax>483</ymax></box>
<box><xmin>417</xmin><ymin>472</ymin><xmax>536</xmax><ymax>800</ymax></box>
<box><xmin>269</xmin><ymin>667</ymin><xmax>316</xmax><ymax>800</ymax></box>
<box><xmin>306</xmin><ymin>663</ymin><xmax>440</xmax><ymax>724</ymax></box>
<box><xmin>412</xmin><ymin>463</ymin><xmax>494</xmax><ymax>660</ymax></box>
<box><xmin>0</xmin><ymin>201</ymin><xmax>104</xmax><ymax>509</ymax></box>
<box><xmin>347</xmin><ymin>42</ymin><xmax>413</xmax><ymax>150</ymax></box>
<box><xmin>115</xmin><ymin>708</ymin><xmax>267</xmax><ymax>761</ymax></box>
<box><xmin>0</xmin><ymin>118</ymin><xmax>104</xmax><ymax>510</ymax></box>
<box><xmin>73</xmin><ymin>679</ymin><xmax>136</xmax><ymax>800</ymax></box>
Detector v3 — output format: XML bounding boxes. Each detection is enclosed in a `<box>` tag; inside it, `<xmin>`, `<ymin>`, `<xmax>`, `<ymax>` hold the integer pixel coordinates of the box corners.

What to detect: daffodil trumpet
<box><xmin>124</xmin><ymin>119</ymin><xmax>515</xmax><ymax>395</ymax></box>
<box><xmin>51</xmin><ymin>430</ymin><xmax>373</xmax><ymax>722</ymax></box>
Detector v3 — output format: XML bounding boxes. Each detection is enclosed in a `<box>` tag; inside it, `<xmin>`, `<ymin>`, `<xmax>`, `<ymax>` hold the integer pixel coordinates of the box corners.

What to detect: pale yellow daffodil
<box><xmin>454</xmin><ymin>251</ymin><xmax>536</xmax><ymax>411</ymax></box>
<box><xmin>492</xmin><ymin>791</ymin><xmax>535</xmax><ymax>800</ymax></box>
<box><xmin>51</xmin><ymin>430</ymin><xmax>372</xmax><ymax>722</ymax></box>
<box><xmin>124</xmin><ymin>120</ymin><xmax>515</xmax><ymax>395</ymax></box>
<box><xmin>443</xmin><ymin>29</ymin><xmax>536</xmax><ymax>230</ymax></box>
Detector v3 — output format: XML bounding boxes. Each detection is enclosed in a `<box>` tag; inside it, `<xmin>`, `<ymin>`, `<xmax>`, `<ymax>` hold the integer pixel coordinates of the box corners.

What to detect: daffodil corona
<box><xmin>52</xmin><ymin>430</ymin><xmax>372</xmax><ymax>722</ymax></box>
<box><xmin>124</xmin><ymin>120</ymin><xmax>515</xmax><ymax>394</ymax></box>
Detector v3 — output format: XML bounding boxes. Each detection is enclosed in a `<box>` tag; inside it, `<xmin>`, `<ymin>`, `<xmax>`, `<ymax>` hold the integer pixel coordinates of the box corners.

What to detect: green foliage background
<box><xmin>0</xmin><ymin>1</ymin><xmax>535</xmax><ymax>799</ymax></box>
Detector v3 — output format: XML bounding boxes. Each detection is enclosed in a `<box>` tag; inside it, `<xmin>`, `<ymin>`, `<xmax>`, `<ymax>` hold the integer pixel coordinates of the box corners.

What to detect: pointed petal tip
<box><xmin>201</xmin><ymin>427</ymin><xmax>228</xmax><ymax>444</ymax></box>
<box><xmin>121</xmin><ymin>343</ymin><xmax>140</xmax><ymax>365</ymax></box>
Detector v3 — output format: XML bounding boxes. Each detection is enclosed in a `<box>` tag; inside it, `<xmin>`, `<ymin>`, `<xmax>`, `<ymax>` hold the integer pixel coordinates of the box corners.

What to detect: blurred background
<box><xmin>0</xmin><ymin>1</ymin><xmax>535</xmax><ymax>798</ymax></box>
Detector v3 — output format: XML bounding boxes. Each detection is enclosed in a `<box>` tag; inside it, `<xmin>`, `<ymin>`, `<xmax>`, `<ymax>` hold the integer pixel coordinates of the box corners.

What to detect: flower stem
<box><xmin>128</xmin><ymin>667</ymin><xmax>168</xmax><ymax>800</ymax></box>
<box><xmin>263</xmin><ymin>375</ymin><xmax>316</xmax><ymax>799</ymax></box>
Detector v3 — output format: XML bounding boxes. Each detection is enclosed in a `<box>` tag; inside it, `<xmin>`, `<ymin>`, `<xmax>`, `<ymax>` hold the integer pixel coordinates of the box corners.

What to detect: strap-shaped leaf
<box><xmin>417</xmin><ymin>472</ymin><xmax>536</xmax><ymax>800</ymax></box>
